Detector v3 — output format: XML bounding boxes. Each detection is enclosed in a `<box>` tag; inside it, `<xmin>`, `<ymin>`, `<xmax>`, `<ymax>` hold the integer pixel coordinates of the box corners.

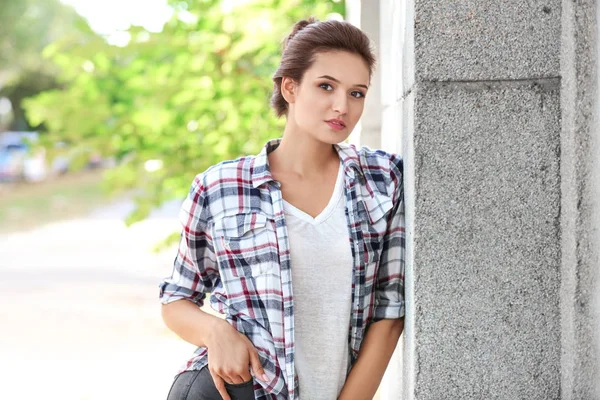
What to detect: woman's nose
<box><xmin>332</xmin><ymin>94</ymin><xmax>348</xmax><ymax>115</ymax></box>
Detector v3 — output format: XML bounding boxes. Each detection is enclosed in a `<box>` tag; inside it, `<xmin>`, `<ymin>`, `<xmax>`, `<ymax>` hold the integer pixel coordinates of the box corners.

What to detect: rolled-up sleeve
<box><xmin>373</xmin><ymin>156</ymin><xmax>406</xmax><ymax>321</ymax></box>
<box><xmin>159</xmin><ymin>173</ymin><xmax>217</xmax><ymax>307</ymax></box>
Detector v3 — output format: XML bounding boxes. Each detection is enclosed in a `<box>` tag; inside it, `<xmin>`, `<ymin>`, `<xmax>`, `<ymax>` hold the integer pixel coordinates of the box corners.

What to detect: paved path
<box><xmin>0</xmin><ymin>200</ymin><xmax>197</xmax><ymax>399</ymax></box>
<box><xmin>1</xmin><ymin>199</ymin><xmax>386</xmax><ymax>399</ymax></box>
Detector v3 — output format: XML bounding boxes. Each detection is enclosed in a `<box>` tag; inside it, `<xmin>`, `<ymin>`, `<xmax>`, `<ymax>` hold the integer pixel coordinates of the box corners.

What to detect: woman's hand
<box><xmin>206</xmin><ymin>320</ymin><xmax>269</xmax><ymax>400</ymax></box>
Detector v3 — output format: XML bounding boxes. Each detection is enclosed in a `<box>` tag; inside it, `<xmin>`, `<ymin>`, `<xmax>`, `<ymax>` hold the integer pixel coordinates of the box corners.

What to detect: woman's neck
<box><xmin>269</xmin><ymin>125</ymin><xmax>339</xmax><ymax>178</ymax></box>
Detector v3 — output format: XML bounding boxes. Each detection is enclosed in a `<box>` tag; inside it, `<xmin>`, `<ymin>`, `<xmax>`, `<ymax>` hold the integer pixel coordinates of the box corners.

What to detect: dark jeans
<box><xmin>167</xmin><ymin>367</ymin><xmax>255</xmax><ymax>400</ymax></box>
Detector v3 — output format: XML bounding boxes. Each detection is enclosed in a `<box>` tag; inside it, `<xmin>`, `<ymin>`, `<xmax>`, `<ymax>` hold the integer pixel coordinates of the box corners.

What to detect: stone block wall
<box><xmin>348</xmin><ymin>0</ymin><xmax>600</xmax><ymax>398</ymax></box>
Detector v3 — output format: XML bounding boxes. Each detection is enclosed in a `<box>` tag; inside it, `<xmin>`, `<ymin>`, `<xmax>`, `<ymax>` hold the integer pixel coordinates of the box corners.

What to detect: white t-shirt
<box><xmin>283</xmin><ymin>162</ymin><xmax>354</xmax><ymax>399</ymax></box>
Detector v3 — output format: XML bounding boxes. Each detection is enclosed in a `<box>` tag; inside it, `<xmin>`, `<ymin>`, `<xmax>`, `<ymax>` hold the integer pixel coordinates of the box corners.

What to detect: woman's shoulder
<box><xmin>337</xmin><ymin>142</ymin><xmax>403</xmax><ymax>182</ymax></box>
<box><xmin>193</xmin><ymin>154</ymin><xmax>256</xmax><ymax>188</ymax></box>
<box><xmin>183</xmin><ymin>154</ymin><xmax>260</xmax><ymax>222</ymax></box>
<box><xmin>184</xmin><ymin>155</ymin><xmax>257</xmax><ymax>208</ymax></box>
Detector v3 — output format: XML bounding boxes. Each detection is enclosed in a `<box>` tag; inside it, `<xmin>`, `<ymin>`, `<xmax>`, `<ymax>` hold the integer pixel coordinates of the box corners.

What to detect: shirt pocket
<box><xmin>361</xmin><ymin>199</ymin><xmax>393</xmax><ymax>266</ymax></box>
<box><xmin>213</xmin><ymin>212</ymin><xmax>279</xmax><ymax>278</ymax></box>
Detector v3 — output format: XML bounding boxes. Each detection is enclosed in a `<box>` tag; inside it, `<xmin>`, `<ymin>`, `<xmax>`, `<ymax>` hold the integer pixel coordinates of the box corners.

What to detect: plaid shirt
<box><xmin>159</xmin><ymin>139</ymin><xmax>405</xmax><ymax>399</ymax></box>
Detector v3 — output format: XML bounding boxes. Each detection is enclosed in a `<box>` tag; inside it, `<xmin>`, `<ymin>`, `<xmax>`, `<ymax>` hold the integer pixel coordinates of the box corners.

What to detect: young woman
<box><xmin>160</xmin><ymin>17</ymin><xmax>405</xmax><ymax>400</ymax></box>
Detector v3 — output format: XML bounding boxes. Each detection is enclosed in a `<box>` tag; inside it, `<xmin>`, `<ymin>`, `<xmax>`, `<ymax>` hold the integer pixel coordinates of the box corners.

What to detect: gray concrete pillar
<box><xmin>378</xmin><ymin>1</ymin><xmax>410</xmax><ymax>398</ymax></box>
<box><xmin>359</xmin><ymin>0</ymin><xmax>382</xmax><ymax>150</ymax></box>
<box><xmin>560</xmin><ymin>0</ymin><xmax>600</xmax><ymax>398</ymax></box>
<box><xmin>351</xmin><ymin>0</ymin><xmax>600</xmax><ymax>398</ymax></box>
<box><xmin>402</xmin><ymin>1</ymin><xmax>564</xmax><ymax>399</ymax></box>
<box><xmin>347</xmin><ymin>0</ymin><xmax>382</xmax><ymax>149</ymax></box>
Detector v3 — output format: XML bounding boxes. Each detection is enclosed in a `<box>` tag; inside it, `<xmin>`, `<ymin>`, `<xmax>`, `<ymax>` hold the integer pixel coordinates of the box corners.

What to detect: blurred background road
<box><xmin>0</xmin><ymin>1</ymin><xmax>348</xmax><ymax>398</ymax></box>
<box><xmin>0</xmin><ymin>196</ymin><xmax>196</xmax><ymax>399</ymax></box>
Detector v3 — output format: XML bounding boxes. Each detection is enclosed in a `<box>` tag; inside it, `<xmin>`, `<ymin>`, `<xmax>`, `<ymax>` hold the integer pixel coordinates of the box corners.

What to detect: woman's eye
<box><xmin>319</xmin><ymin>83</ymin><xmax>333</xmax><ymax>91</ymax></box>
<box><xmin>351</xmin><ymin>91</ymin><xmax>366</xmax><ymax>99</ymax></box>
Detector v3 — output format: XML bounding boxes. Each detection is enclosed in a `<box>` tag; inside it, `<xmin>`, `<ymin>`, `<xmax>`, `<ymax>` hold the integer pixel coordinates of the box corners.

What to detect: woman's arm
<box><xmin>338</xmin><ymin>154</ymin><xmax>407</xmax><ymax>398</ymax></box>
<box><xmin>338</xmin><ymin>155</ymin><xmax>406</xmax><ymax>399</ymax></box>
<box><xmin>337</xmin><ymin>318</ymin><xmax>404</xmax><ymax>400</ymax></box>
<box><xmin>161</xmin><ymin>299</ymin><xmax>230</xmax><ymax>348</ymax></box>
<box><xmin>162</xmin><ymin>299</ymin><xmax>269</xmax><ymax>400</ymax></box>
<box><xmin>159</xmin><ymin>174</ymin><xmax>268</xmax><ymax>399</ymax></box>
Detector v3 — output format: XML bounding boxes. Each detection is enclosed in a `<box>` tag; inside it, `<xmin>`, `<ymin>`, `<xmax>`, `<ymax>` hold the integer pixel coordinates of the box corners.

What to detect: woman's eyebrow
<box><xmin>317</xmin><ymin>75</ymin><xmax>369</xmax><ymax>90</ymax></box>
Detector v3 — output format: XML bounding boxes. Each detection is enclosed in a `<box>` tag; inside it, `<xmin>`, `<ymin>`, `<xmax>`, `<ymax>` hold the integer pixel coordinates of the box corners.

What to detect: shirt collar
<box><xmin>250</xmin><ymin>138</ymin><xmax>364</xmax><ymax>188</ymax></box>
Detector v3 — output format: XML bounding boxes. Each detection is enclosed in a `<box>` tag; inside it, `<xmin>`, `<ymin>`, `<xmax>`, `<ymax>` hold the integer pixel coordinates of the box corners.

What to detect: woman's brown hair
<box><xmin>270</xmin><ymin>17</ymin><xmax>376</xmax><ymax>117</ymax></box>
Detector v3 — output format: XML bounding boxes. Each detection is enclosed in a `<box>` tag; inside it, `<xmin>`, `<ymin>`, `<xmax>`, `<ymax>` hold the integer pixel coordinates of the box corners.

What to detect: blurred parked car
<box><xmin>0</xmin><ymin>142</ymin><xmax>25</xmax><ymax>182</ymax></box>
<box><xmin>0</xmin><ymin>131</ymin><xmax>47</xmax><ymax>183</ymax></box>
<box><xmin>0</xmin><ymin>132</ymin><xmax>109</xmax><ymax>183</ymax></box>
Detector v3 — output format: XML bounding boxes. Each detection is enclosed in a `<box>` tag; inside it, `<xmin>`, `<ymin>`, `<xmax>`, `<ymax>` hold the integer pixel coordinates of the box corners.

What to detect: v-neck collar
<box><xmin>282</xmin><ymin>161</ymin><xmax>344</xmax><ymax>225</ymax></box>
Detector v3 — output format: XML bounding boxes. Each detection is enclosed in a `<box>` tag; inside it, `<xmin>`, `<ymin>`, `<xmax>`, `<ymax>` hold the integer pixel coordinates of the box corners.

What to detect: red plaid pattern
<box><xmin>159</xmin><ymin>139</ymin><xmax>405</xmax><ymax>399</ymax></box>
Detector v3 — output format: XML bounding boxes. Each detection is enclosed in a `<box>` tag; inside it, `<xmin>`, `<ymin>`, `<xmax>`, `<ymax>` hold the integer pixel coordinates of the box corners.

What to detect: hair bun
<box><xmin>283</xmin><ymin>16</ymin><xmax>318</xmax><ymax>50</ymax></box>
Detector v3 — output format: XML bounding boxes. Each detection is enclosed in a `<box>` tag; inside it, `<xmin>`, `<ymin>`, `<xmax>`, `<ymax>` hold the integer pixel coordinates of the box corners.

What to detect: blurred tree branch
<box><xmin>0</xmin><ymin>0</ymin><xmax>95</xmax><ymax>130</ymax></box>
<box><xmin>22</xmin><ymin>0</ymin><xmax>345</xmax><ymax>249</ymax></box>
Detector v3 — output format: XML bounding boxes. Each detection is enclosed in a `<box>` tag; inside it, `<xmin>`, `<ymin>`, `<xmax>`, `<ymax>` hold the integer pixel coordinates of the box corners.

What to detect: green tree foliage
<box><xmin>0</xmin><ymin>0</ymin><xmax>92</xmax><ymax>130</ymax></box>
<box><xmin>24</xmin><ymin>0</ymin><xmax>344</xmax><ymax>232</ymax></box>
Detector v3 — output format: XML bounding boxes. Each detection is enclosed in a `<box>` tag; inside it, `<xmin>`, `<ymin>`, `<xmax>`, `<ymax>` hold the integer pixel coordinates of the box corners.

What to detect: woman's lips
<box><xmin>325</xmin><ymin>120</ymin><xmax>346</xmax><ymax>131</ymax></box>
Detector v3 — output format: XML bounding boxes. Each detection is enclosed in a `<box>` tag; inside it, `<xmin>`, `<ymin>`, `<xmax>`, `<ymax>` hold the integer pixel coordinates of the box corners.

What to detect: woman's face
<box><xmin>284</xmin><ymin>50</ymin><xmax>370</xmax><ymax>144</ymax></box>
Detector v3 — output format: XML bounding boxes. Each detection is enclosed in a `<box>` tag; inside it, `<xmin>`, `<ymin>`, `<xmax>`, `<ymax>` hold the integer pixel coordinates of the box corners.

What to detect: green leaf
<box><xmin>22</xmin><ymin>0</ymin><xmax>345</xmax><ymax>247</ymax></box>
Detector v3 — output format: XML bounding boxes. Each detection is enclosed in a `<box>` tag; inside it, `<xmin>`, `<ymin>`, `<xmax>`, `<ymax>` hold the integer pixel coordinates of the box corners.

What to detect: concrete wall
<box><xmin>560</xmin><ymin>0</ymin><xmax>600</xmax><ymax>398</ymax></box>
<box><xmin>346</xmin><ymin>0</ymin><xmax>383</xmax><ymax>150</ymax></box>
<box><xmin>348</xmin><ymin>0</ymin><xmax>600</xmax><ymax>398</ymax></box>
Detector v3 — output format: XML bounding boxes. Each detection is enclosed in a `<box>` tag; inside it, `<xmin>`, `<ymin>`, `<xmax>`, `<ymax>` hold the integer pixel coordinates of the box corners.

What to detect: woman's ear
<box><xmin>281</xmin><ymin>76</ymin><xmax>297</xmax><ymax>105</ymax></box>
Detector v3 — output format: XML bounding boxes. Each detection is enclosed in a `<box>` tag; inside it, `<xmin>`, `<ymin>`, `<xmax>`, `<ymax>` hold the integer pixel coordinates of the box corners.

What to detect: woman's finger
<box><xmin>234</xmin><ymin>374</ymin><xmax>250</xmax><ymax>384</ymax></box>
<box><xmin>248</xmin><ymin>349</ymin><xmax>269</xmax><ymax>382</ymax></box>
<box><xmin>209</xmin><ymin>370</ymin><xmax>232</xmax><ymax>400</ymax></box>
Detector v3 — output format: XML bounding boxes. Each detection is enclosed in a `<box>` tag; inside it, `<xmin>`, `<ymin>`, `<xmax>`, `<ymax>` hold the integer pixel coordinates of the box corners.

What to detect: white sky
<box><xmin>59</xmin><ymin>0</ymin><xmax>173</xmax><ymax>35</ymax></box>
<box><xmin>58</xmin><ymin>0</ymin><xmax>344</xmax><ymax>46</ymax></box>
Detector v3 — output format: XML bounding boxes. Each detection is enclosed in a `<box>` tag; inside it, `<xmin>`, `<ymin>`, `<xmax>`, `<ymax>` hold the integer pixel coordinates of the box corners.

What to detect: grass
<box><xmin>0</xmin><ymin>170</ymin><xmax>117</xmax><ymax>234</ymax></box>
